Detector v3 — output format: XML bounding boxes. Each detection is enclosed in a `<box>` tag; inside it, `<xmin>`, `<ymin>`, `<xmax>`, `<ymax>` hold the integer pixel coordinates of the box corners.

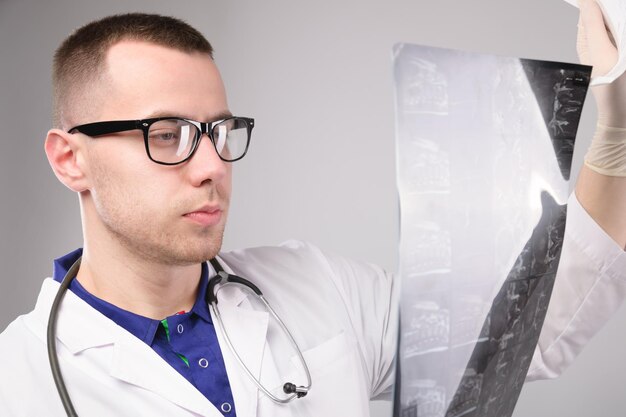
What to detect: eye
<box><xmin>150</xmin><ymin>130</ymin><xmax>180</xmax><ymax>142</ymax></box>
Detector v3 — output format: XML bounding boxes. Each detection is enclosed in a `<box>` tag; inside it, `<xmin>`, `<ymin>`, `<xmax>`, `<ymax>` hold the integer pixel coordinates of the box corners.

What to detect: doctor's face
<box><xmin>78</xmin><ymin>40</ymin><xmax>232</xmax><ymax>265</ymax></box>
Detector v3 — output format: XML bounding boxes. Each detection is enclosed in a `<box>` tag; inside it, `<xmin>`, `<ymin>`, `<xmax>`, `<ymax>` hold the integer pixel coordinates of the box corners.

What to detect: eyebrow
<box><xmin>142</xmin><ymin>110</ymin><xmax>234</xmax><ymax>122</ymax></box>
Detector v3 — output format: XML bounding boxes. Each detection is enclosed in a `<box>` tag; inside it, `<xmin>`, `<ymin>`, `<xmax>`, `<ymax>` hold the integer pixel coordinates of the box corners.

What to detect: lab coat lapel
<box><xmin>35</xmin><ymin>279</ymin><xmax>223</xmax><ymax>417</ymax></box>
<box><xmin>210</xmin><ymin>266</ymin><xmax>270</xmax><ymax>417</ymax></box>
<box><xmin>110</xmin><ymin>333</ymin><xmax>222</xmax><ymax>417</ymax></box>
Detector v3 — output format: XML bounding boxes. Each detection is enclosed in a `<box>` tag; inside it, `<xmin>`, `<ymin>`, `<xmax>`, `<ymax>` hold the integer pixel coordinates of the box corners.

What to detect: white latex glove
<box><xmin>578</xmin><ymin>0</ymin><xmax>626</xmax><ymax>176</ymax></box>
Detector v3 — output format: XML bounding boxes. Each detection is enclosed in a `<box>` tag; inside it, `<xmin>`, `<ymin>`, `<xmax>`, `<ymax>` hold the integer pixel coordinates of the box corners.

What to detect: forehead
<box><xmin>98</xmin><ymin>40</ymin><xmax>228</xmax><ymax>121</ymax></box>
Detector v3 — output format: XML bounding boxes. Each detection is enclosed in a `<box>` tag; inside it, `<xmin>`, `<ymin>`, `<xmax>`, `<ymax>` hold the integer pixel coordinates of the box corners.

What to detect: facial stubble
<box><xmin>86</xmin><ymin>155</ymin><xmax>227</xmax><ymax>267</ymax></box>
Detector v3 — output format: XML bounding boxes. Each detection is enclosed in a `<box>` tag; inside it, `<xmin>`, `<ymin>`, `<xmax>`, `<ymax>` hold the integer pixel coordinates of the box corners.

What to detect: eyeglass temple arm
<box><xmin>69</xmin><ymin>120</ymin><xmax>140</xmax><ymax>136</ymax></box>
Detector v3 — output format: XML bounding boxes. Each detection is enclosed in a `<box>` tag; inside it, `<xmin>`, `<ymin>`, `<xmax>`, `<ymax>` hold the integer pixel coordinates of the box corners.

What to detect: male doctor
<box><xmin>0</xmin><ymin>2</ymin><xmax>625</xmax><ymax>417</ymax></box>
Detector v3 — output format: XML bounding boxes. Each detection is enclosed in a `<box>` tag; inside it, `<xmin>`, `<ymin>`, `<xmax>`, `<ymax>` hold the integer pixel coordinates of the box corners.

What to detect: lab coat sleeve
<box><xmin>526</xmin><ymin>192</ymin><xmax>626</xmax><ymax>381</ymax></box>
<box><xmin>314</xmin><ymin>246</ymin><xmax>400</xmax><ymax>400</ymax></box>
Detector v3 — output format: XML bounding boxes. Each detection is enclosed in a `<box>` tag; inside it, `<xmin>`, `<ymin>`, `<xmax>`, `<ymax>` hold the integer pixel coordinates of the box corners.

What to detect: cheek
<box><xmin>87</xmin><ymin>149</ymin><xmax>168</xmax><ymax>223</ymax></box>
<box><xmin>92</xmin><ymin>174</ymin><xmax>176</xmax><ymax>236</ymax></box>
<box><xmin>224</xmin><ymin>166</ymin><xmax>233</xmax><ymax>195</ymax></box>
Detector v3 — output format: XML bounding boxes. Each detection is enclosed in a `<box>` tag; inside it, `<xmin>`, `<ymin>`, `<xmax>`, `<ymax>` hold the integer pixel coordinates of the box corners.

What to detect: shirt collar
<box><xmin>52</xmin><ymin>249</ymin><xmax>215</xmax><ymax>345</ymax></box>
<box><xmin>52</xmin><ymin>247</ymin><xmax>83</xmax><ymax>282</ymax></box>
<box><xmin>188</xmin><ymin>262</ymin><xmax>213</xmax><ymax>323</ymax></box>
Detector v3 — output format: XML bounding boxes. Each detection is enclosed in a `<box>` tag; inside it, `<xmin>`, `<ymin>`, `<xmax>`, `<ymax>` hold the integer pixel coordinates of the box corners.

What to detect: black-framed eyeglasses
<box><xmin>68</xmin><ymin>116</ymin><xmax>255</xmax><ymax>165</ymax></box>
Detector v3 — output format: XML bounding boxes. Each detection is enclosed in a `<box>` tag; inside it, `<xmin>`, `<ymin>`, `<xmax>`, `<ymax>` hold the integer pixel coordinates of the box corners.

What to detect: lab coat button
<box><xmin>220</xmin><ymin>402</ymin><xmax>232</xmax><ymax>413</ymax></box>
<box><xmin>177</xmin><ymin>324</ymin><xmax>184</xmax><ymax>334</ymax></box>
<box><xmin>198</xmin><ymin>358</ymin><xmax>209</xmax><ymax>368</ymax></box>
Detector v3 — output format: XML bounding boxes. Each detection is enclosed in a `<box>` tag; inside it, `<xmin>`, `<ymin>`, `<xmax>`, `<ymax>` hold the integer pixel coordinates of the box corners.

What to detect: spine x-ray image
<box><xmin>392</xmin><ymin>43</ymin><xmax>592</xmax><ymax>417</ymax></box>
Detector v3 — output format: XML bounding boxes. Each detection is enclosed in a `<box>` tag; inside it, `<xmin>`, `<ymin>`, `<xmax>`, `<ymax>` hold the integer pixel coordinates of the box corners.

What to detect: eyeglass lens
<box><xmin>147</xmin><ymin>118</ymin><xmax>249</xmax><ymax>164</ymax></box>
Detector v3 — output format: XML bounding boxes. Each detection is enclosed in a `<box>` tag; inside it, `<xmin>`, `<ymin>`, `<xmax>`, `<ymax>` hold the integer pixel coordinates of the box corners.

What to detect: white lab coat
<box><xmin>0</xmin><ymin>194</ymin><xmax>624</xmax><ymax>417</ymax></box>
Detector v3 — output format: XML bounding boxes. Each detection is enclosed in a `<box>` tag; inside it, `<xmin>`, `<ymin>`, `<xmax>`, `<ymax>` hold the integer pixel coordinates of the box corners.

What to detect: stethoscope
<box><xmin>47</xmin><ymin>256</ymin><xmax>312</xmax><ymax>417</ymax></box>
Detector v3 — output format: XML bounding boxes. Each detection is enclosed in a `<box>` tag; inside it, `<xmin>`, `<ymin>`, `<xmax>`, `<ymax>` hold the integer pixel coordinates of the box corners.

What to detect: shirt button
<box><xmin>198</xmin><ymin>358</ymin><xmax>209</xmax><ymax>368</ymax></box>
<box><xmin>177</xmin><ymin>324</ymin><xmax>184</xmax><ymax>334</ymax></box>
<box><xmin>221</xmin><ymin>402</ymin><xmax>232</xmax><ymax>413</ymax></box>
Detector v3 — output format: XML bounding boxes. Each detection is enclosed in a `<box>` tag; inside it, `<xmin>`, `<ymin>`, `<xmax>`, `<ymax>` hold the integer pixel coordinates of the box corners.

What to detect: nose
<box><xmin>185</xmin><ymin>132</ymin><xmax>229</xmax><ymax>186</ymax></box>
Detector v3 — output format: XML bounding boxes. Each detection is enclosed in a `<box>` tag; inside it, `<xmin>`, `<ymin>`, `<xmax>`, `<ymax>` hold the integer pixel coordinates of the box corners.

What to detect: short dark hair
<box><xmin>52</xmin><ymin>13</ymin><xmax>214</xmax><ymax>128</ymax></box>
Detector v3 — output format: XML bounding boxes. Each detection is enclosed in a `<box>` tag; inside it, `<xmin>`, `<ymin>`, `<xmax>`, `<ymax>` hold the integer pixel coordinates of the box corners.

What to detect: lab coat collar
<box><xmin>37</xmin><ymin>256</ymin><xmax>248</xmax><ymax>352</ymax></box>
<box><xmin>208</xmin><ymin>256</ymin><xmax>248</xmax><ymax>307</ymax></box>
<box><xmin>32</xmin><ymin>255</ymin><xmax>268</xmax><ymax>417</ymax></box>
<box><xmin>32</xmin><ymin>279</ymin><xmax>220</xmax><ymax>416</ymax></box>
<box><xmin>33</xmin><ymin>278</ymin><xmax>117</xmax><ymax>354</ymax></box>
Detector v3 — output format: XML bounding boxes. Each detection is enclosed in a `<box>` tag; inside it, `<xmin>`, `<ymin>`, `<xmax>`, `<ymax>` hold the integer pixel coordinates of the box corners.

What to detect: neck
<box><xmin>76</xmin><ymin>239</ymin><xmax>201</xmax><ymax>321</ymax></box>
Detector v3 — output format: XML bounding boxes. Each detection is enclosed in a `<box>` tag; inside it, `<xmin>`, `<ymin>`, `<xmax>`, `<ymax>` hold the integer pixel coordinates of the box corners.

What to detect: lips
<box><xmin>183</xmin><ymin>205</ymin><xmax>223</xmax><ymax>227</ymax></box>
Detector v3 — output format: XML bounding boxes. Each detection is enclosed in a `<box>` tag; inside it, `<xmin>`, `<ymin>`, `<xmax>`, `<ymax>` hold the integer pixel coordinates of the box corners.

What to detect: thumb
<box><xmin>577</xmin><ymin>11</ymin><xmax>590</xmax><ymax>65</ymax></box>
<box><xmin>578</xmin><ymin>0</ymin><xmax>618</xmax><ymax>76</ymax></box>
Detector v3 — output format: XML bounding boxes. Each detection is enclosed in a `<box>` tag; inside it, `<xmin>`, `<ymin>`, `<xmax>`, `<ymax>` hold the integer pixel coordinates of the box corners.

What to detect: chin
<box><xmin>178</xmin><ymin>238</ymin><xmax>223</xmax><ymax>264</ymax></box>
<box><xmin>156</xmin><ymin>248</ymin><xmax>219</xmax><ymax>266</ymax></box>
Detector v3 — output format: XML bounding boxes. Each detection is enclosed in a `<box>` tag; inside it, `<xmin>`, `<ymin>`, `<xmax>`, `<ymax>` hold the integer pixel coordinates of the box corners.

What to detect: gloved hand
<box><xmin>578</xmin><ymin>0</ymin><xmax>626</xmax><ymax>176</ymax></box>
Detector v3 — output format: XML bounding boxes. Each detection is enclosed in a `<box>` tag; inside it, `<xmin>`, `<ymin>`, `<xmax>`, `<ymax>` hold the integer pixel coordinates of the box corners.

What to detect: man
<box><xmin>1</xmin><ymin>14</ymin><xmax>395</xmax><ymax>417</ymax></box>
<box><xmin>0</xmin><ymin>2</ymin><xmax>624</xmax><ymax>417</ymax></box>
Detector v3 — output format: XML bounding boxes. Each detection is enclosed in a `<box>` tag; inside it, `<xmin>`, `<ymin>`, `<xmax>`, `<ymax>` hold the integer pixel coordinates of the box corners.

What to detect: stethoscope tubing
<box><xmin>47</xmin><ymin>257</ymin><xmax>81</xmax><ymax>417</ymax></box>
<box><xmin>208</xmin><ymin>268</ymin><xmax>312</xmax><ymax>403</ymax></box>
<box><xmin>47</xmin><ymin>256</ymin><xmax>312</xmax><ymax>416</ymax></box>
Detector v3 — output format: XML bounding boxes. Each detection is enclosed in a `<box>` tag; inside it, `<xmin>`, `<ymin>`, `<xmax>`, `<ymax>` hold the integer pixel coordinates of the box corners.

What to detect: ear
<box><xmin>44</xmin><ymin>129</ymin><xmax>90</xmax><ymax>192</ymax></box>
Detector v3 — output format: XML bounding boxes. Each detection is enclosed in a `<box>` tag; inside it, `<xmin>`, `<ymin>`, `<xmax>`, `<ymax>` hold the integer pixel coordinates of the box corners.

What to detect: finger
<box><xmin>577</xmin><ymin>11</ymin><xmax>591</xmax><ymax>65</ymax></box>
<box><xmin>580</xmin><ymin>0</ymin><xmax>618</xmax><ymax>65</ymax></box>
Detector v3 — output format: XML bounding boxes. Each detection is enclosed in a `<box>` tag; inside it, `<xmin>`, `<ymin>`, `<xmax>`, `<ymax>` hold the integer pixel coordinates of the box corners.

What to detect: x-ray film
<box><xmin>392</xmin><ymin>44</ymin><xmax>591</xmax><ymax>417</ymax></box>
